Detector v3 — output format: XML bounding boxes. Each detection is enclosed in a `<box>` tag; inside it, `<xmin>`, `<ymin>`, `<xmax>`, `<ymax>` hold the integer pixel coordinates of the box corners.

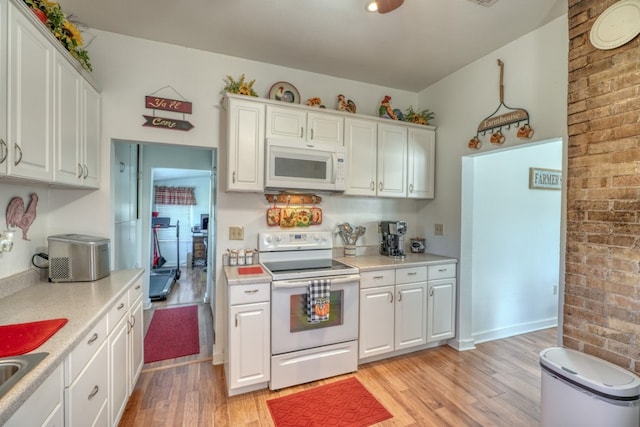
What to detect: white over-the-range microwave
<box><xmin>265</xmin><ymin>138</ymin><xmax>347</xmax><ymax>192</ymax></box>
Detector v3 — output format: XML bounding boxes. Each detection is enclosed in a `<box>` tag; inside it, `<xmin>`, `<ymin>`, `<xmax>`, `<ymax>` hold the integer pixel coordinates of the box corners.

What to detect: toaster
<box><xmin>48</xmin><ymin>234</ymin><xmax>111</xmax><ymax>282</ymax></box>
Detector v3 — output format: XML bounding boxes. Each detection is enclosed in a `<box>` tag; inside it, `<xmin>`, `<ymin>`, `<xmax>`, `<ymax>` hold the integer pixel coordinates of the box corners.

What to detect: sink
<box><xmin>0</xmin><ymin>352</ymin><xmax>48</xmax><ymax>399</ymax></box>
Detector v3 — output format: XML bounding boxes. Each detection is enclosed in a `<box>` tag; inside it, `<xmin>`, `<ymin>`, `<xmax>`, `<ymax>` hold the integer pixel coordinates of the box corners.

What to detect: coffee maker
<box><xmin>378</xmin><ymin>221</ymin><xmax>407</xmax><ymax>258</ymax></box>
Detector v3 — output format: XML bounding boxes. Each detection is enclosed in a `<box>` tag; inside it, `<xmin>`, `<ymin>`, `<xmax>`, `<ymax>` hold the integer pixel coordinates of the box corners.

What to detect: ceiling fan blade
<box><xmin>376</xmin><ymin>0</ymin><xmax>404</xmax><ymax>14</ymax></box>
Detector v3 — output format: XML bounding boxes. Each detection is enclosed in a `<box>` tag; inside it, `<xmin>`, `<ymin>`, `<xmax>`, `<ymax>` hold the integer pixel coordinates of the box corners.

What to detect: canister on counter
<box><xmin>237</xmin><ymin>249</ymin><xmax>246</xmax><ymax>265</ymax></box>
<box><xmin>245</xmin><ymin>249</ymin><xmax>254</xmax><ymax>265</ymax></box>
<box><xmin>229</xmin><ymin>249</ymin><xmax>238</xmax><ymax>266</ymax></box>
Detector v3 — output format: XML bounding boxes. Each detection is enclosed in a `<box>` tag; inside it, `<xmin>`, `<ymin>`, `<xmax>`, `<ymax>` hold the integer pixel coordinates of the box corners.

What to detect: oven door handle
<box><xmin>272</xmin><ymin>274</ymin><xmax>360</xmax><ymax>288</ymax></box>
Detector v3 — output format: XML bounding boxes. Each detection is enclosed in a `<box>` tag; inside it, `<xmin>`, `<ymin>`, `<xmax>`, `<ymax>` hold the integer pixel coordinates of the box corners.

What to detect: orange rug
<box><xmin>267</xmin><ymin>377</ymin><xmax>392</xmax><ymax>427</ymax></box>
<box><xmin>144</xmin><ymin>305</ymin><xmax>199</xmax><ymax>363</ymax></box>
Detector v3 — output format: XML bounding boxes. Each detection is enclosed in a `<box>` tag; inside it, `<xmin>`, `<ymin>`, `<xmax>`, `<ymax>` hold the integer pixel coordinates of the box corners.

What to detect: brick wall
<box><xmin>565</xmin><ymin>0</ymin><xmax>640</xmax><ymax>372</ymax></box>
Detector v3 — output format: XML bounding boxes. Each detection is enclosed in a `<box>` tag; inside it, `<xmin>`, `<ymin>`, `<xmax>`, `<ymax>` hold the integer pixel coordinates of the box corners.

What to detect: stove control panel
<box><xmin>259</xmin><ymin>231</ymin><xmax>332</xmax><ymax>252</ymax></box>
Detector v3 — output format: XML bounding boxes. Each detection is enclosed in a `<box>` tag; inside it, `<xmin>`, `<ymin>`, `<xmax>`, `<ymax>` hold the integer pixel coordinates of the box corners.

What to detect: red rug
<box><xmin>144</xmin><ymin>305</ymin><xmax>200</xmax><ymax>363</ymax></box>
<box><xmin>267</xmin><ymin>377</ymin><xmax>392</xmax><ymax>427</ymax></box>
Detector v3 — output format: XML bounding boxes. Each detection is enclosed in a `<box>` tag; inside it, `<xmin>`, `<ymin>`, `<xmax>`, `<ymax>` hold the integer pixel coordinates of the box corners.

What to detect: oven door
<box><xmin>271</xmin><ymin>274</ymin><xmax>359</xmax><ymax>355</ymax></box>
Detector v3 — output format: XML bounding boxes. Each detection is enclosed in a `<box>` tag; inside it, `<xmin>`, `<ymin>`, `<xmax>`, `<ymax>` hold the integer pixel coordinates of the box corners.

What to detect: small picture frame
<box><xmin>529</xmin><ymin>167</ymin><xmax>562</xmax><ymax>190</ymax></box>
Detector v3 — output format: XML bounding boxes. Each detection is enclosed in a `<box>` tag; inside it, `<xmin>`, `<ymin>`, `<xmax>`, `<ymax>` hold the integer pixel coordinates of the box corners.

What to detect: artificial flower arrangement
<box><xmin>404</xmin><ymin>106</ymin><xmax>435</xmax><ymax>125</ymax></box>
<box><xmin>23</xmin><ymin>0</ymin><xmax>92</xmax><ymax>71</ymax></box>
<box><xmin>224</xmin><ymin>74</ymin><xmax>258</xmax><ymax>97</ymax></box>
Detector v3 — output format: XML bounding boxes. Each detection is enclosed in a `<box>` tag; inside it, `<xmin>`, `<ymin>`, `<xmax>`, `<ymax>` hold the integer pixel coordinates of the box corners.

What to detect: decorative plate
<box><xmin>269</xmin><ymin>82</ymin><xmax>300</xmax><ymax>104</ymax></box>
<box><xmin>590</xmin><ymin>0</ymin><xmax>640</xmax><ymax>50</ymax></box>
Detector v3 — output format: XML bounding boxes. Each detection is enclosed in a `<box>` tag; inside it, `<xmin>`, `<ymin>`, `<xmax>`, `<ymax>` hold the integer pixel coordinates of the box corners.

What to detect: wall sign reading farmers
<box><xmin>142</xmin><ymin>92</ymin><xmax>194</xmax><ymax>131</ymax></box>
<box><xmin>529</xmin><ymin>167</ymin><xmax>562</xmax><ymax>190</ymax></box>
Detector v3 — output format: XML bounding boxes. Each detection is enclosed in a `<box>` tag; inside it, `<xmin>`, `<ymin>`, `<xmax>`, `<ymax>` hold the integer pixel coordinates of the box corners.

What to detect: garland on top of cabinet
<box><xmin>22</xmin><ymin>0</ymin><xmax>92</xmax><ymax>71</ymax></box>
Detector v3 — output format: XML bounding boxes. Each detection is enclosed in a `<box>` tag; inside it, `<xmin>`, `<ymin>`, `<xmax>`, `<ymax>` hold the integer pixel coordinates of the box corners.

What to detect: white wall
<box><xmin>417</xmin><ymin>15</ymin><xmax>569</xmax><ymax>348</ymax></box>
<box><xmin>470</xmin><ymin>140</ymin><xmax>561</xmax><ymax>342</ymax></box>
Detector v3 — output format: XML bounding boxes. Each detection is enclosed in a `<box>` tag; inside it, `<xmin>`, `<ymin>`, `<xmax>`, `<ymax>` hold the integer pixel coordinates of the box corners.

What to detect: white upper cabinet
<box><xmin>266</xmin><ymin>105</ymin><xmax>344</xmax><ymax>145</ymax></box>
<box><xmin>407</xmin><ymin>127</ymin><xmax>435</xmax><ymax>199</ymax></box>
<box><xmin>377</xmin><ymin>123</ymin><xmax>407</xmax><ymax>198</ymax></box>
<box><xmin>344</xmin><ymin>117</ymin><xmax>377</xmax><ymax>196</ymax></box>
<box><xmin>6</xmin><ymin>1</ymin><xmax>54</xmax><ymax>181</ymax></box>
<box><xmin>0</xmin><ymin>0</ymin><xmax>7</xmax><ymax>176</ymax></box>
<box><xmin>226</xmin><ymin>95</ymin><xmax>265</xmax><ymax>192</ymax></box>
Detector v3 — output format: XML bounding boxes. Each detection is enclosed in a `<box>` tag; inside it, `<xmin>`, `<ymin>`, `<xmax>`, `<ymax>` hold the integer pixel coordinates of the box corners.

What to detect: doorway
<box><xmin>459</xmin><ymin>138</ymin><xmax>563</xmax><ymax>347</ymax></box>
<box><xmin>112</xmin><ymin>140</ymin><xmax>217</xmax><ymax>367</ymax></box>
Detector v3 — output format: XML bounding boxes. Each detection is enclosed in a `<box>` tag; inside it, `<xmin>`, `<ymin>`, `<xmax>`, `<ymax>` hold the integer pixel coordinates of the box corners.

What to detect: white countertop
<box><xmin>0</xmin><ymin>268</ymin><xmax>144</xmax><ymax>425</ymax></box>
<box><xmin>335</xmin><ymin>252</ymin><xmax>457</xmax><ymax>272</ymax></box>
<box><xmin>224</xmin><ymin>265</ymin><xmax>271</xmax><ymax>285</ymax></box>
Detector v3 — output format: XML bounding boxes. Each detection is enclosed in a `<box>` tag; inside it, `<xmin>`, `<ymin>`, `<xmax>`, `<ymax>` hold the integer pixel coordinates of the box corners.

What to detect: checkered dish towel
<box><xmin>307</xmin><ymin>279</ymin><xmax>331</xmax><ymax>323</ymax></box>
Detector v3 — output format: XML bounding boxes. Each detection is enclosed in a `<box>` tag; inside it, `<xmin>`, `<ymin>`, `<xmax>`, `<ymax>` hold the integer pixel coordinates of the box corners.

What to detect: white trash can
<box><xmin>540</xmin><ymin>347</ymin><xmax>640</xmax><ymax>427</ymax></box>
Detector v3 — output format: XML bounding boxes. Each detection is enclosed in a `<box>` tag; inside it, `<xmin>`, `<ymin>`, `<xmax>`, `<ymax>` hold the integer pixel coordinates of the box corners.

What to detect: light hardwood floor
<box><xmin>120</xmin><ymin>326</ymin><xmax>557</xmax><ymax>426</ymax></box>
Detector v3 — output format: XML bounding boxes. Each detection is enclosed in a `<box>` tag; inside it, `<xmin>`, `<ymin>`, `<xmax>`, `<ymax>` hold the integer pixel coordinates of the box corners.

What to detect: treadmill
<box><xmin>149</xmin><ymin>218</ymin><xmax>181</xmax><ymax>301</ymax></box>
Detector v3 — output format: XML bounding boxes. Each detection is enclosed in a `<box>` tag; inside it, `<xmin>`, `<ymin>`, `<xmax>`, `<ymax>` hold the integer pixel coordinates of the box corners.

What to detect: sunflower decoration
<box><xmin>224</xmin><ymin>74</ymin><xmax>258</xmax><ymax>97</ymax></box>
<box><xmin>22</xmin><ymin>0</ymin><xmax>92</xmax><ymax>71</ymax></box>
<box><xmin>404</xmin><ymin>106</ymin><xmax>435</xmax><ymax>126</ymax></box>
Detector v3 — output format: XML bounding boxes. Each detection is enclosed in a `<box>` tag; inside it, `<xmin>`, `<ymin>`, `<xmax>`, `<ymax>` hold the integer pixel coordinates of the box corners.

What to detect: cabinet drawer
<box><xmin>229</xmin><ymin>282</ymin><xmax>270</xmax><ymax>305</ymax></box>
<box><xmin>360</xmin><ymin>269</ymin><xmax>395</xmax><ymax>289</ymax></box>
<box><xmin>5</xmin><ymin>363</ymin><xmax>63</xmax><ymax>427</ymax></box>
<box><xmin>65</xmin><ymin>315</ymin><xmax>107</xmax><ymax>385</ymax></box>
<box><xmin>428</xmin><ymin>263</ymin><xmax>456</xmax><ymax>280</ymax></box>
<box><xmin>107</xmin><ymin>293</ymin><xmax>129</xmax><ymax>334</ymax></box>
<box><xmin>65</xmin><ymin>340</ymin><xmax>108</xmax><ymax>427</ymax></box>
<box><xmin>129</xmin><ymin>278</ymin><xmax>143</xmax><ymax>303</ymax></box>
<box><xmin>396</xmin><ymin>266</ymin><xmax>427</xmax><ymax>284</ymax></box>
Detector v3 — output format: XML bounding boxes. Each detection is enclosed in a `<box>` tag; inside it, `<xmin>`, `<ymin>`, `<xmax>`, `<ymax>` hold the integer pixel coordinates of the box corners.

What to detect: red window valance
<box><xmin>154</xmin><ymin>186</ymin><xmax>197</xmax><ymax>205</ymax></box>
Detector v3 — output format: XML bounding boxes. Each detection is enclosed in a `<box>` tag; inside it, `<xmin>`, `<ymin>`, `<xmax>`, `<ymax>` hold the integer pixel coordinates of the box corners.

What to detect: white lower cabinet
<box><xmin>427</xmin><ymin>264</ymin><xmax>456</xmax><ymax>342</ymax></box>
<box><xmin>359</xmin><ymin>264</ymin><xmax>456</xmax><ymax>362</ymax></box>
<box><xmin>128</xmin><ymin>286</ymin><xmax>144</xmax><ymax>393</ymax></box>
<box><xmin>4</xmin><ymin>363</ymin><xmax>63</xmax><ymax>427</ymax></box>
<box><xmin>225</xmin><ymin>282</ymin><xmax>270</xmax><ymax>396</ymax></box>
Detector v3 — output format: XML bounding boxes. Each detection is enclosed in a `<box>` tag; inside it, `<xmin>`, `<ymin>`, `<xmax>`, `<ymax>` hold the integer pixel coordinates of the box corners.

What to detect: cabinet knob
<box><xmin>0</xmin><ymin>139</ymin><xmax>7</xmax><ymax>164</ymax></box>
<box><xmin>13</xmin><ymin>143</ymin><xmax>22</xmax><ymax>166</ymax></box>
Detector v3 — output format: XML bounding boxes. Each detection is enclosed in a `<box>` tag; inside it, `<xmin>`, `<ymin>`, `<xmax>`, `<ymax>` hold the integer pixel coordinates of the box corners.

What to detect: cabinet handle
<box><xmin>83</xmin><ymin>164</ymin><xmax>89</xmax><ymax>179</ymax></box>
<box><xmin>373</xmin><ymin>275</ymin><xmax>384</xmax><ymax>279</ymax></box>
<box><xmin>397</xmin><ymin>291</ymin><xmax>402</xmax><ymax>302</ymax></box>
<box><xmin>370</xmin><ymin>181</ymin><xmax>375</xmax><ymax>191</ymax></box>
<box><xmin>408</xmin><ymin>272</ymin><xmax>416</xmax><ymax>276</ymax></box>
<box><xmin>117</xmin><ymin>302</ymin><xmax>125</xmax><ymax>310</ymax></box>
<box><xmin>77</xmin><ymin>163</ymin><xmax>84</xmax><ymax>178</ymax></box>
<box><xmin>389</xmin><ymin>292</ymin><xmax>393</xmax><ymax>303</ymax></box>
<box><xmin>430</xmin><ymin>287</ymin><xmax>434</xmax><ymax>296</ymax></box>
<box><xmin>409</xmin><ymin>184</ymin><xmax>414</xmax><ymax>193</ymax></box>
<box><xmin>0</xmin><ymin>139</ymin><xmax>7</xmax><ymax>164</ymax></box>
<box><xmin>87</xmin><ymin>333</ymin><xmax>99</xmax><ymax>345</ymax></box>
<box><xmin>135</xmin><ymin>284</ymin><xmax>141</xmax><ymax>290</ymax></box>
<box><xmin>13</xmin><ymin>143</ymin><xmax>22</xmax><ymax>166</ymax></box>
<box><xmin>379</xmin><ymin>182</ymin><xmax>383</xmax><ymax>191</ymax></box>
<box><xmin>88</xmin><ymin>385</ymin><xmax>99</xmax><ymax>400</ymax></box>
<box><xmin>232</xmin><ymin>171</ymin><xmax>236</xmax><ymax>183</ymax></box>
<box><xmin>438</xmin><ymin>268</ymin><xmax>447</xmax><ymax>272</ymax></box>
<box><xmin>310</xmin><ymin>128</ymin><xmax>314</xmax><ymax>140</ymax></box>
<box><xmin>244</xmin><ymin>289</ymin><xmax>259</xmax><ymax>294</ymax></box>
<box><xmin>235</xmin><ymin>313</ymin><xmax>239</xmax><ymax>327</ymax></box>
<box><xmin>300</xmin><ymin>127</ymin><xmax>304</xmax><ymax>138</ymax></box>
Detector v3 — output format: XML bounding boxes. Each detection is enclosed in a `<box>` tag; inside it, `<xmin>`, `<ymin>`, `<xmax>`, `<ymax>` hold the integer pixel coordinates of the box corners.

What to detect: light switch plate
<box><xmin>229</xmin><ymin>226</ymin><xmax>244</xmax><ymax>240</ymax></box>
<box><xmin>434</xmin><ymin>224</ymin><xmax>444</xmax><ymax>236</ymax></box>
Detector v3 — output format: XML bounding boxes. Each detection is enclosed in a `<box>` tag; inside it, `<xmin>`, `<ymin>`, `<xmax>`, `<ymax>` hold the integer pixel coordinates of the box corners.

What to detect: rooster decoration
<box><xmin>6</xmin><ymin>193</ymin><xmax>38</xmax><ymax>241</ymax></box>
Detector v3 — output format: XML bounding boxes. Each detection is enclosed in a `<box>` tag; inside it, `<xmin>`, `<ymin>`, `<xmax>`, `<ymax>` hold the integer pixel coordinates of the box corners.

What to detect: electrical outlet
<box><xmin>553</xmin><ymin>285</ymin><xmax>558</xmax><ymax>295</ymax></box>
<box><xmin>434</xmin><ymin>224</ymin><xmax>444</xmax><ymax>236</ymax></box>
<box><xmin>229</xmin><ymin>226</ymin><xmax>244</xmax><ymax>240</ymax></box>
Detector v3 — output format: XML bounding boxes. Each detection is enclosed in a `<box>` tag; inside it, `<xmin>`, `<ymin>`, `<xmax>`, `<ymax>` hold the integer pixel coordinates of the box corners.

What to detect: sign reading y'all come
<box><xmin>142</xmin><ymin>115</ymin><xmax>194</xmax><ymax>131</ymax></box>
<box><xmin>145</xmin><ymin>96</ymin><xmax>192</xmax><ymax>114</ymax></box>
